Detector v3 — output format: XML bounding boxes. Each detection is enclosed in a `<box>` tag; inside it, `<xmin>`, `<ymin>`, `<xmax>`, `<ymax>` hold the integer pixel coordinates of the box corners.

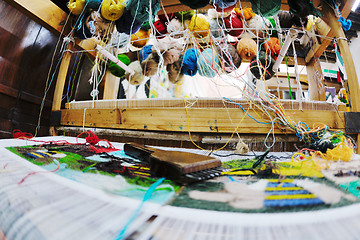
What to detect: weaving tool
<box><xmin>124</xmin><ymin>143</ymin><xmax>223</xmax><ymax>184</ymax></box>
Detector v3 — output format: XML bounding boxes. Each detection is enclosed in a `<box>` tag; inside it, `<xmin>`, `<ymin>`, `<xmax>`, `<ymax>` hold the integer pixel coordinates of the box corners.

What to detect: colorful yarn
<box><xmin>126</xmin><ymin>0</ymin><xmax>161</xmax><ymax>22</ymax></box>
<box><xmin>139</xmin><ymin>45</ymin><xmax>153</xmax><ymax>63</ymax></box>
<box><xmin>108</xmin><ymin>54</ymin><xmax>131</xmax><ymax>78</ymax></box>
<box><xmin>167</xmin><ymin>59</ymin><xmax>184</xmax><ymax>84</ymax></box>
<box><xmin>207</xmin><ymin>9</ymin><xmax>231</xmax><ymax>19</ymax></box>
<box><xmin>247</xmin><ymin>15</ymin><xmax>271</xmax><ymax>36</ymax></box>
<box><xmin>130</xmin><ymin>28</ymin><xmax>150</xmax><ymax>48</ymax></box>
<box><xmin>234</xmin><ymin>7</ymin><xmax>255</xmax><ymax>20</ymax></box>
<box><xmin>325</xmin><ymin>137</ymin><xmax>354</xmax><ymax>162</ymax></box>
<box><xmin>74</xmin><ymin>14</ymin><xmax>93</xmax><ymax>39</ymax></box>
<box><xmin>223</xmin><ymin>12</ymin><xmax>243</xmax><ymax>37</ymax></box>
<box><xmin>236</xmin><ymin>37</ymin><xmax>257</xmax><ymax>60</ymax></box>
<box><xmin>115</xmin><ymin>9</ymin><xmax>142</xmax><ymax>34</ymax></box>
<box><xmin>85</xmin><ymin>0</ymin><xmax>102</xmax><ymax>10</ymax></box>
<box><xmin>215</xmin><ymin>43</ymin><xmax>241</xmax><ymax>73</ymax></box>
<box><xmin>264</xmin><ymin>37</ymin><xmax>281</xmax><ymax>59</ymax></box>
<box><xmin>68</xmin><ymin>0</ymin><xmax>86</xmax><ymax>15</ymax></box>
<box><xmin>167</xmin><ymin>18</ymin><xmax>184</xmax><ymax>35</ymax></box>
<box><xmin>249</xmin><ymin>0</ymin><xmax>281</xmax><ymax>17</ymax></box>
<box><xmin>141</xmin><ymin>21</ymin><xmax>153</xmax><ymax>31</ymax></box>
<box><xmin>179</xmin><ymin>0</ymin><xmax>209</xmax><ymax>9</ymax></box>
<box><xmin>163</xmin><ymin>48</ymin><xmax>182</xmax><ymax>65</ymax></box>
<box><xmin>209</xmin><ymin>18</ymin><xmax>225</xmax><ymax>39</ymax></box>
<box><xmin>125</xmin><ymin>61</ymin><xmax>145</xmax><ymax>85</ymax></box>
<box><xmin>174</xmin><ymin>11</ymin><xmax>195</xmax><ymax>22</ymax></box>
<box><xmin>141</xmin><ymin>53</ymin><xmax>159</xmax><ymax>76</ymax></box>
<box><xmin>250</xmin><ymin>51</ymin><xmax>275</xmax><ymax>80</ymax></box>
<box><xmin>188</xmin><ymin>14</ymin><xmax>210</xmax><ymax>38</ymax></box>
<box><xmin>197</xmin><ymin>48</ymin><xmax>220</xmax><ymax>78</ymax></box>
<box><xmin>181</xmin><ymin>48</ymin><xmax>198</xmax><ymax>76</ymax></box>
<box><xmin>101</xmin><ymin>0</ymin><xmax>126</xmax><ymax>21</ymax></box>
<box><xmin>154</xmin><ymin>20</ymin><xmax>167</xmax><ymax>38</ymax></box>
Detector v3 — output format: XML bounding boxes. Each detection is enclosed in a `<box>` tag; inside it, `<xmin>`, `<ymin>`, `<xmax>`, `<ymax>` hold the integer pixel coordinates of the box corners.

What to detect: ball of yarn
<box><xmin>68</xmin><ymin>0</ymin><xmax>86</xmax><ymax>15</ymax></box>
<box><xmin>158</xmin><ymin>13</ymin><xmax>175</xmax><ymax>23</ymax></box>
<box><xmin>223</xmin><ymin>12</ymin><xmax>243</xmax><ymax>37</ymax></box>
<box><xmin>247</xmin><ymin>15</ymin><xmax>271</xmax><ymax>37</ymax></box>
<box><xmin>264</xmin><ymin>37</ymin><xmax>281</xmax><ymax>59</ymax></box>
<box><xmin>126</xmin><ymin>0</ymin><xmax>161</xmax><ymax>23</ymax></box>
<box><xmin>101</xmin><ymin>0</ymin><xmax>126</xmax><ymax>21</ymax></box>
<box><xmin>163</xmin><ymin>48</ymin><xmax>182</xmax><ymax>65</ymax></box>
<box><xmin>215</xmin><ymin>43</ymin><xmax>241</xmax><ymax>73</ymax></box>
<box><xmin>139</xmin><ymin>45</ymin><xmax>153</xmax><ymax>63</ymax></box>
<box><xmin>209</xmin><ymin>18</ymin><xmax>225</xmax><ymax>39</ymax></box>
<box><xmin>249</xmin><ymin>0</ymin><xmax>281</xmax><ymax>17</ymax></box>
<box><xmin>174</xmin><ymin>11</ymin><xmax>195</xmax><ymax>22</ymax></box>
<box><xmin>167</xmin><ymin>18</ymin><xmax>184</xmax><ymax>35</ymax></box>
<box><xmin>188</xmin><ymin>14</ymin><xmax>210</xmax><ymax>38</ymax></box>
<box><xmin>115</xmin><ymin>9</ymin><xmax>142</xmax><ymax>35</ymax></box>
<box><xmin>212</xmin><ymin>0</ymin><xmax>237</xmax><ymax>11</ymax></box>
<box><xmin>141</xmin><ymin>53</ymin><xmax>159</xmax><ymax>76</ymax></box>
<box><xmin>154</xmin><ymin>20</ymin><xmax>168</xmax><ymax>38</ymax></box>
<box><xmin>207</xmin><ymin>9</ymin><xmax>231</xmax><ymax>19</ymax></box>
<box><xmin>85</xmin><ymin>0</ymin><xmax>102</xmax><ymax>10</ymax></box>
<box><xmin>141</xmin><ymin>21</ymin><xmax>153</xmax><ymax>31</ymax></box>
<box><xmin>236</xmin><ymin>38</ymin><xmax>257</xmax><ymax>60</ymax></box>
<box><xmin>250</xmin><ymin>51</ymin><xmax>275</xmax><ymax>80</ymax></box>
<box><xmin>131</xmin><ymin>28</ymin><xmax>150</xmax><ymax>48</ymax></box>
<box><xmin>108</xmin><ymin>54</ymin><xmax>131</xmax><ymax>77</ymax></box>
<box><xmin>234</xmin><ymin>7</ymin><xmax>255</xmax><ymax>20</ymax></box>
<box><xmin>181</xmin><ymin>48</ymin><xmax>198</xmax><ymax>76</ymax></box>
<box><xmin>197</xmin><ymin>48</ymin><xmax>220</xmax><ymax>78</ymax></box>
<box><xmin>180</xmin><ymin>0</ymin><xmax>209</xmax><ymax>9</ymax></box>
<box><xmin>125</xmin><ymin>61</ymin><xmax>145</xmax><ymax>85</ymax></box>
<box><xmin>167</xmin><ymin>59</ymin><xmax>184</xmax><ymax>84</ymax></box>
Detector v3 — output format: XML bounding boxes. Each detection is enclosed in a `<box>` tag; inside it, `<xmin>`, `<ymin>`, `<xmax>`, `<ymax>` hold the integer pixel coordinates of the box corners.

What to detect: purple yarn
<box><xmin>139</xmin><ymin>45</ymin><xmax>153</xmax><ymax>63</ymax></box>
<box><xmin>115</xmin><ymin>9</ymin><xmax>142</xmax><ymax>35</ymax></box>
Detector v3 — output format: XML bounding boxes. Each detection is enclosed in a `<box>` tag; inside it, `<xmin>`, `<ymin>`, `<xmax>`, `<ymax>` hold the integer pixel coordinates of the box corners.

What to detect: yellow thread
<box><xmin>265</xmin><ymin>194</ymin><xmax>316</xmax><ymax>200</ymax></box>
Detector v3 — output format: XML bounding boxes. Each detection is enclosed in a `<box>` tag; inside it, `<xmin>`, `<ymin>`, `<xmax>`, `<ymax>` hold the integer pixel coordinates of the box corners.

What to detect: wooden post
<box><xmin>322</xmin><ymin>1</ymin><xmax>360</xmax><ymax>153</ymax></box>
<box><xmin>306</xmin><ymin>58</ymin><xmax>326</xmax><ymax>101</ymax></box>
<box><xmin>103</xmin><ymin>71</ymin><xmax>120</xmax><ymax>99</ymax></box>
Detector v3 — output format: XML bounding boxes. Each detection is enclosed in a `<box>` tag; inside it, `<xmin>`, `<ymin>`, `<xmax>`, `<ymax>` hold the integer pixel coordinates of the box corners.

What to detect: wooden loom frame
<box><xmin>5</xmin><ymin>0</ymin><xmax>360</xmax><ymax>152</ymax></box>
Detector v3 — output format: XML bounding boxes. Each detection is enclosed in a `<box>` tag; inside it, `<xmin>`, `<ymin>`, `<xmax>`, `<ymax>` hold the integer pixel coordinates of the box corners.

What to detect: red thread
<box><xmin>12</xmin><ymin>129</ymin><xmax>33</xmax><ymax>139</ymax></box>
<box><xmin>18</xmin><ymin>164</ymin><xmax>60</xmax><ymax>185</ymax></box>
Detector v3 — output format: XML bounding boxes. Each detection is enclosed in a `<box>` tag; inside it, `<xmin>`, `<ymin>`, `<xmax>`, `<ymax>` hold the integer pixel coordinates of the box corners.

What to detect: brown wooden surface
<box><xmin>306</xmin><ymin>58</ymin><xmax>326</xmax><ymax>101</ymax></box>
<box><xmin>0</xmin><ymin>0</ymin><xmax>60</xmax><ymax>138</ymax></box>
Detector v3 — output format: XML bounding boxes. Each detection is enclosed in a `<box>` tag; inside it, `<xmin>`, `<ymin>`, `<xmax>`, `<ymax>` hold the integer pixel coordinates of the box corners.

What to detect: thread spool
<box><xmin>101</xmin><ymin>0</ymin><xmax>126</xmax><ymax>21</ymax></box>
<box><xmin>141</xmin><ymin>53</ymin><xmax>159</xmax><ymax>77</ymax></box>
<box><xmin>215</xmin><ymin>43</ymin><xmax>241</xmax><ymax>73</ymax></box>
<box><xmin>249</xmin><ymin>0</ymin><xmax>281</xmax><ymax>17</ymax></box>
<box><xmin>264</xmin><ymin>37</ymin><xmax>281</xmax><ymax>59</ymax></box>
<box><xmin>131</xmin><ymin>28</ymin><xmax>150</xmax><ymax>48</ymax></box>
<box><xmin>234</xmin><ymin>7</ymin><xmax>255</xmax><ymax>20</ymax></box>
<box><xmin>68</xmin><ymin>0</ymin><xmax>86</xmax><ymax>15</ymax></box>
<box><xmin>181</xmin><ymin>48</ymin><xmax>198</xmax><ymax>76</ymax></box>
<box><xmin>126</xmin><ymin>0</ymin><xmax>161</xmax><ymax>22</ymax></box>
<box><xmin>167</xmin><ymin>58</ymin><xmax>184</xmax><ymax>84</ymax></box>
<box><xmin>125</xmin><ymin>61</ymin><xmax>145</xmax><ymax>85</ymax></box>
<box><xmin>108</xmin><ymin>54</ymin><xmax>131</xmax><ymax>78</ymax></box>
<box><xmin>115</xmin><ymin>9</ymin><xmax>142</xmax><ymax>34</ymax></box>
<box><xmin>250</xmin><ymin>51</ymin><xmax>275</xmax><ymax>80</ymax></box>
<box><xmin>224</xmin><ymin>12</ymin><xmax>243</xmax><ymax>37</ymax></box>
<box><xmin>179</xmin><ymin>0</ymin><xmax>209</xmax><ymax>9</ymax></box>
<box><xmin>236</xmin><ymin>37</ymin><xmax>257</xmax><ymax>61</ymax></box>
<box><xmin>188</xmin><ymin>14</ymin><xmax>210</xmax><ymax>38</ymax></box>
<box><xmin>139</xmin><ymin>45</ymin><xmax>153</xmax><ymax>63</ymax></box>
<box><xmin>197</xmin><ymin>48</ymin><xmax>220</xmax><ymax>78</ymax></box>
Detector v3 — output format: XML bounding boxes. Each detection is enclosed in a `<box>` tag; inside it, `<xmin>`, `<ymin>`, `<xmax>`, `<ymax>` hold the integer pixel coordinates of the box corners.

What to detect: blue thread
<box><xmin>115</xmin><ymin>178</ymin><xmax>166</xmax><ymax>240</ymax></box>
<box><xmin>223</xmin><ymin>97</ymin><xmax>272</xmax><ymax>125</ymax></box>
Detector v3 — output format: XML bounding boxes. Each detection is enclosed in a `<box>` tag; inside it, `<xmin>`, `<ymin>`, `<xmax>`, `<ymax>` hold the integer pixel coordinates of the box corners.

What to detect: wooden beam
<box><xmin>306</xmin><ymin>58</ymin><xmax>326</xmax><ymax>101</ymax></box>
<box><xmin>103</xmin><ymin>71</ymin><xmax>120</xmax><ymax>100</ymax></box>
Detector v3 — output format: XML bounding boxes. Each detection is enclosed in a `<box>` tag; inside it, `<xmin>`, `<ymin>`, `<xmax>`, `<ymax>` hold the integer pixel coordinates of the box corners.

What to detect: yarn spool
<box><xmin>209</xmin><ymin>18</ymin><xmax>225</xmax><ymax>39</ymax></box>
<box><xmin>264</xmin><ymin>37</ymin><xmax>281</xmax><ymax>59</ymax></box>
<box><xmin>167</xmin><ymin>58</ymin><xmax>184</xmax><ymax>84</ymax></box>
<box><xmin>125</xmin><ymin>61</ymin><xmax>145</xmax><ymax>85</ymax></box>
<box><xmin>215</xmin><ymin>43</ymin><xmax>241</xmax><ymax>73</ymax></box>
<box><xmin>85</xmin><ymin>0</ymin><xmax>102</xmax><ymax>10</ymax></box>
<box><xmin>179</xmin><ymin>0</ymin><xmax>209</xmax><ymax>9</ymax></box>
<box><xmin>188</xmin><ymin>14</ymin><xmax>210</xmax><ymax>38</ymax></box>
<box><xmin>141</xmin><ymin>53</ymin><xmax>159</xmax><ymax>76</ymax></box>
<box><xmin>139</xmin><ymin>45</ymin><xmax>153</xmax><ymax>63</ymax></box>
<box><xmin>174</xmin><ymin>11</ymin><xmax>195</xmax><ymax>22</ymax></box>
<box><xmin>101</xmin><ymin>0</ymin><xmax>126</xmax><ymax>21</ymax></box>
<box><xmin>250</xmin><ymin>51</ymin><xmax>275</xmax><ymax>80</ymax></box>
<box><xmin>68</xmin><ymin>0</ymin><xmax>86</xmax><ymax>15</ymax></box>
<box><xmin>249</xmin><ymin>0</ymin><xmax>281</xmax><ymax>17</ymax></box>
<box><xmin>115</xmin><ymin>9</ymin><xmax>142</xmax><ymax>35</ymax></box>
<box><xmin>154</xmin><ymin>20</ymin><xmax>168</xmax><ymax>38</ymax></box>
<box><xmin>108</xmin><ymin>54</ymin><xmax>131</xmax><ymax>78</ymax></box>
<box><xmin>236</xmin><ymin>37</ymin><xmax>257</xmax><ymax>61</ymax></box>
<box><xmin>223</xmin><ymin>12</ymin><xmax>243</xmax><ymax>37</ymax></box>
<box><xmin>131</xmin><ymin>28</ymin><xmax>150</xmax><ymax>48</ymax></box>
<box><xmin>126</xmin><ymin>0</ymin><xmax>161</xmax><ymax>23</ymax></box>
<box><xmin>234</xmin><ymin>8</ymin><xmax>255</xmax><ymax>20</ymax></box>
<box><xmin>197</xmin><ymin>48</ymin><xmax>220</xmax><ymax>78</ymax></box>
<box><xmin>181</xmin><ymin>48</ymin><xmax>198</xmax><ymax>76</ymax></box>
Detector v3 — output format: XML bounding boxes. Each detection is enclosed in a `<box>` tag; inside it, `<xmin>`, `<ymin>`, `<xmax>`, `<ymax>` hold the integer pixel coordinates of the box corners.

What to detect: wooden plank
<box><xmin>103</xmin><ymin>71</ymin><xmax>120</xmax><ymax>100</ymax></box>
<box><xmin>60</xmin><ymin>108</ymin><xmax>345</xmax><ymax>134</ymax></box>
<box><xmin>306</xmin><ymin>58</ymin><xmax>326</xmax><ymax>101</ymax></box>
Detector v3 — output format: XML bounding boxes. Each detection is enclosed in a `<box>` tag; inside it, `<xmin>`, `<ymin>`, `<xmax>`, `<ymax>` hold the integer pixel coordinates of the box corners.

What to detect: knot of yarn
<box><xmin>85</xmin><ymin>131</ymin><xmax>100</xmax><ymax>145</ymax></box>
<box><xmin>12</xmin><ymin>129</ymin><xmax>33</xmax><ymax>139</ymax></box>
<box><xmin>338</xmin><ymin>17</ymin><xmax>352</xmax><ymax>31</ymax></box>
